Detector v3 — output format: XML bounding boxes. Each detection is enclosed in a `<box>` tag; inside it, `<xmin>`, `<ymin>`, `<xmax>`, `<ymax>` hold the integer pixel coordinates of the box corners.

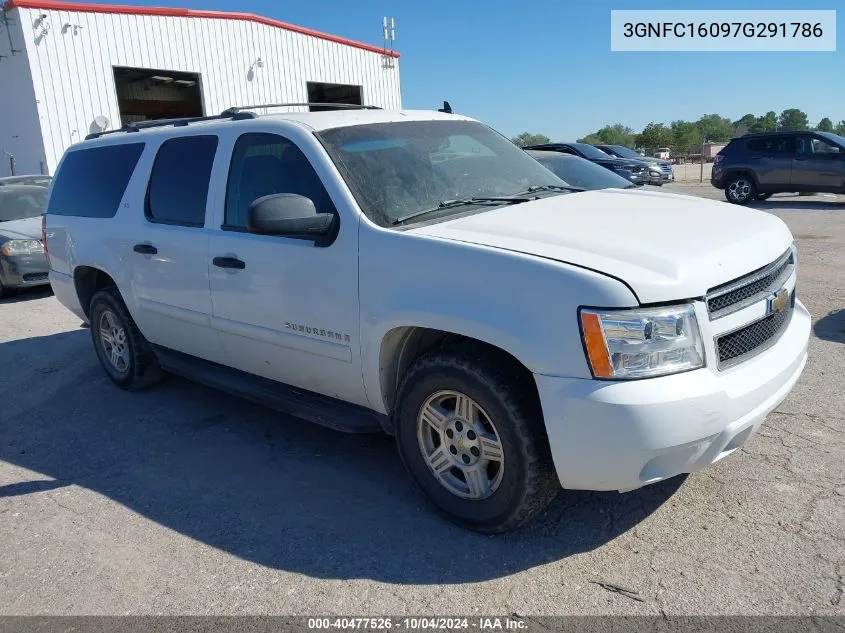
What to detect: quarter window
<box><xmin>146</xmin><ymin>135</ymin><xmax>218</xmax><ymax>226</ymax></box>
<box><xmin>224</xmin><ymin>133</ymin><xmax>335</xmax><ymax>229</ymax></box>
<box><xmin>48</xmin><ymin>143</ymin><xmax>144</xmax><ymax>218</ymax></box>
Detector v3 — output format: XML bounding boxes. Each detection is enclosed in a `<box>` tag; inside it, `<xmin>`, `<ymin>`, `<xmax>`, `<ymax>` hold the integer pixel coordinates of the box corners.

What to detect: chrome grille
<box><xmin>716</xmin><ymin>293</ymin><xmax>794</xmax><ymax>369</ymax></box>
<box><xmin>706</xmin><ymin>249</ymin><xmax>794</xmax><ymax>319</ymax></box>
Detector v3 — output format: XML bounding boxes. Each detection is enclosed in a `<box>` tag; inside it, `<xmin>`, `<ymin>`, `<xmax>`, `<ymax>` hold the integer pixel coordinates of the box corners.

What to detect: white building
<box><xmin>0</xmin><ymin>0</ymin><xmax>401</xmax><ymax>177</ymax></box>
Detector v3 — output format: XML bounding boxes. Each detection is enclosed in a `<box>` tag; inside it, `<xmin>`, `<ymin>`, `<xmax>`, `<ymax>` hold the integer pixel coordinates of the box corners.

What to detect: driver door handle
<box><xmin>133</xmin><ymin>243</ymin><xmax>157</xmax><ymax>255</ymax></box>
<box><xmin>213</xmin><ymin>256</ymin><xmax>246</xmax><ymax>270</ymax></box>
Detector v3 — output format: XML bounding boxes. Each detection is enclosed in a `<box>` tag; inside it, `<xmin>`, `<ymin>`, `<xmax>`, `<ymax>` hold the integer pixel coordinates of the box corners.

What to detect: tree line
<box><xmin>511</xmin><ymin>109</ymin><xmax>845</xmax><ymax>154</ymax></box>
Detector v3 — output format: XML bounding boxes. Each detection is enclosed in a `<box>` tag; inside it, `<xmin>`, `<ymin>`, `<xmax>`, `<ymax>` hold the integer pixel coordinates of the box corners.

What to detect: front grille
<box><xmin>630</xmin><ymin>165</ymin><xmax>647</xmax><ymax>174</ymax></box>
<box><xmin>23</xmin><ymin>272</ymin><xmax>48</xmax><ymax>282</ymax></box>
<box><xmin>716</xmin><ymin>295</ymin><xmax>794</xmax><ymax>369</ymax></box>
<box><xmin>659</xmin><ymin>164</ymin><xmax>672</xmax><ymax>172</ymax></box>
<box><xmin>706</xmin><ymin>249</ymin><xmax>794</xmax><ymax>319</ymax></box>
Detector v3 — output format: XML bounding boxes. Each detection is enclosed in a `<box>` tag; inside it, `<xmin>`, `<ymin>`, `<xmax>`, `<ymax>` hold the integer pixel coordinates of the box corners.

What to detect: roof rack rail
<box><xmin>221</xmin><ymin>103</ymin><xmax>382</xmax><ymax>115</ymax></box>
<box><xmin>84</xmin><ymin>110</ymin><xmax>257</xmax><ymax>140</ymax></box>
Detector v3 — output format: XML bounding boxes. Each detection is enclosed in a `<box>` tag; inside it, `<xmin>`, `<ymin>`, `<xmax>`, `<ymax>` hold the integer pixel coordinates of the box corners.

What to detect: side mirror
<box><xmin>247</xmin><ymin>193</ymin><xmax>337</xmax><ymax>246</ymax></box>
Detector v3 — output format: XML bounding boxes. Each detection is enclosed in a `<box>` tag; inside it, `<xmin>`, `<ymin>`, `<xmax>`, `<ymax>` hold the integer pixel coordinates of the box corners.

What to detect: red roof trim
<box><xmin>2</xmin><ymin>0</ymin><xmax>400</xmax><ymax>57</ymax></box>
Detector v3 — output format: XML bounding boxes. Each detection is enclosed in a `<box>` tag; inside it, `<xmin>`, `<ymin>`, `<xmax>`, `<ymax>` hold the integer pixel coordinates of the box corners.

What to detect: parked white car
<box><xmin>44</xmin><ymin>107</ymin><xmax>810</xmax><ymax>532</ymax></box>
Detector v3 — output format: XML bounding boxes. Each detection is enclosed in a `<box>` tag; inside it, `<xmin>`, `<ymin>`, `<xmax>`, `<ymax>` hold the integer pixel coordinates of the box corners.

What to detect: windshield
<box><xmin>530</xmin><ymin>153</ymin><xmax>634</xmax><ymax>190</ymax></box>
<box><xmin>606</xmin><ymin>145</ymin><xmax>642</xmax><ymax>159</ymax></box>
<box><xmin>817</xmin><ymin>132</ymin><xmax>845</xmax><ymax>148</ymax></box>
<box><xmin>0</xmin><ymin>188</ymin><xmax>47</xmax><ymax>222</ymax></box>
<box><xmin>570</xmin><ymin>143</ymin><xmax>615</xmax><ymax>160</ymax></box>
<box><xmin>317</xmin><ymin>120</ymin><xmax>567</xmax><ymax>227</ymax></box>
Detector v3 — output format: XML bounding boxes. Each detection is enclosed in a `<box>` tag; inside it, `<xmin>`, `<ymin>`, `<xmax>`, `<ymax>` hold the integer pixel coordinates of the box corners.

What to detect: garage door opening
<box><xmin>307</xmin><ymin>82</ymin><xmax>363</xmax><ymax>111</ymax></box>
<box><xmin>113</xmin><ymin>67</ymin><xmax>204</xmax><ymax>125</ymax></box>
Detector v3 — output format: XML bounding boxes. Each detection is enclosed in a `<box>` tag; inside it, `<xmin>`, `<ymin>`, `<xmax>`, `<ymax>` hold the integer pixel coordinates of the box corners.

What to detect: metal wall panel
<box><xmin>0</xmin><ymin>10</ymin><xmax>46</xmax><ymax>176</ymax></box>
<box><xmin>12</xmin><ymin>5</ymin><xmax>401</xmax><ymax>173</ymax></box>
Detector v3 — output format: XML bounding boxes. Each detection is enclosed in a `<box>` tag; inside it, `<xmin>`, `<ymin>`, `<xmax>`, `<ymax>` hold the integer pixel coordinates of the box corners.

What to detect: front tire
<box><xmin>89</xmin><ymin>286</ymin><xmax>162</xmax><ymax>390</ymax></box>
<box><xmin>0</xmin><ymin>280</ymin><xmax>15</xmax><ymax>299</ymax></box>
<box><xmin>394</xmin><ymin>345</ymin><xmax>559</xmax><ymax>533</ymax></box>
<box><xmin>725</xmin><ymin>174</ymin><xmax>757</xmax><ymax>205</ymax></box>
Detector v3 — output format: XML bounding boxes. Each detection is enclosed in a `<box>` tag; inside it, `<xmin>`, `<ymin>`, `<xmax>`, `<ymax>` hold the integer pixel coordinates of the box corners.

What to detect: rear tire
<box><xmin>394</xmin><ymin>344</ymin><xmax>559</xmax><ymax>533</ymax></box>
<box><xmin>89</xmin><ymin>286</ymin><xmax>162</xmax><ymax>390</ymax></box>
<box><xmin>725</xmin><ymin>174</ymin><xmax>757</xmax><ymax>205</ymax></box>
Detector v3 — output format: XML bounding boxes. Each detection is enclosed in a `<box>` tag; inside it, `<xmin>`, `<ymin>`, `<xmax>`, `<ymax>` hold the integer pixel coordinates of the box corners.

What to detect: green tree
<box><xmin>733</xmin><ymin>113</ymin><xmax>757</xmax><ymax>135</ymax></box>
<box><xmin>696</xmin><ymin>113</ymin><xmax>734</xmax><ymax>142</ymax></box>
<box><xmin>670</xmin><ymin>120</ymin><xmax>702</xmax><ymax>154</ymax></box>
<box><xmin>817</xmin><ymin>117</ymin><xmax>834</xmax><ymax>132</ymax></box>
<box><xmin>635</xmin><ymin>122</ymin><xmax>672</xmax><ymax>150</ymax></box>
<box><xmin>835</xmin><ymin>121</ymin><xmax>845</xmax><ymax>136</ymax></box>
<box><xmin>511</xmin><ymin>132</ymin><xmax>551</xmax><ymax>147</ymax></box>
<box><xmin>750</xmin><ymin>111</ymin><xmax>778</xmax><ymax>133</ymax></box>
<box><xmin>778</xmin><ymin>108</ymin><xmax>809</xmax><ymax>131</ymax></box>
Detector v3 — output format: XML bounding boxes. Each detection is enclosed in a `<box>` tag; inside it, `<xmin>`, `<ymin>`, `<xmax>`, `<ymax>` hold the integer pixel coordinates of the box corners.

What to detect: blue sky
<box><xmin>107</xmin><ymin>0</ymin><xmax>843</xmax><ymax>140</ymax></box>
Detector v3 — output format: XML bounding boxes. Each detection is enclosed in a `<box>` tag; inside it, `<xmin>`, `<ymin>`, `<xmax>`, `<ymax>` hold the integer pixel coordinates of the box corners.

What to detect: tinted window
<box><xmin>48</xmin><ymin>144</ymin><xmax>144</xmax><ymax>217</ymax></box>
<box><xmin>797</xmin><ymin>136</ymin><xmax>841</xmax><ymax>155</ymax></box>
<box><xmin>147</xmin><ymin>136</ymin><xmax>218</xmax><ymax>226</ymax></box>
<box><xmin>0</xmin><ymin>187</ymin><xmax>48</xmax><ymax>221</ymax></box>
<box><xmin>569</xmin><ymin>143</ymin><xmax>613</xmax><ymax>159</ymax></box>
<box><xmin>530</xmin><ymin>153</ymin><xmax>633</xmax><ymax>190</ymax></box>
<box><xmin>605</xmin><ymin>145</ymin><xmax>642</xmax><ymax>159</ymax></box>
<box><xmin>747</xmin><ymin>137</ymin><xmax>795</xmax><ymax>153</ymax></box>
<box><xmin>225</xmin><ymin>133</ymin><xmax>335</xmax><ymax>229</ymax></box>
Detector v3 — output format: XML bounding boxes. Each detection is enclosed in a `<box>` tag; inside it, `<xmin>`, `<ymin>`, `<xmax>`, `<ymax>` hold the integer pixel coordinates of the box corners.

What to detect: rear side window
<box><xmin>147</xmin><ymin>135</ymin><xmax>218</xmax><ymax>227</ymax></box>
<box><xmin>747</xmin><ymin>137</ymin><xmax>795</xmax><ymax>154</ymax></box>
<box><xmin>47</xmin><ymin>143</ymin><xmax>144</xmax><ymax>217</ymax></box>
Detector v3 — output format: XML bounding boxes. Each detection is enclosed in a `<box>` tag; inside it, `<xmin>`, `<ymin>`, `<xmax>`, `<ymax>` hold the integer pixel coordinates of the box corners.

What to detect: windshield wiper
<box><xmin>522</xmin><ymin>184</ymin><xmax>585</xmax><ymax>194</ymax></box>
<box><xmin>392</xmin><ymin>197</ymin><xmax>532</xmax><ymax>226</ymax></box>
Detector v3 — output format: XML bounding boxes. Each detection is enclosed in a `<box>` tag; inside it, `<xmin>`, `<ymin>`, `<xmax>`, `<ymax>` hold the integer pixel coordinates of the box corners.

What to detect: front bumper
<box><xmin>0</xmin><ymin>252</ymin><xmax>50</xmax><ymax>288</ymax></box>
<box><xmin>535</xmin><ymin>299</ymin><xmax>810</xmax><ymax>492</ymax></box>
<box><xmin>627</xmin><ymin>171</ymin><xmax>649</xmax><ymax>186</ymax></box>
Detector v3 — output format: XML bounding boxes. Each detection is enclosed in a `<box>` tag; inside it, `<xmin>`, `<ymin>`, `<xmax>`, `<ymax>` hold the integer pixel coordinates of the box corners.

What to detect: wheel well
<box><xmin>378</xmin><ymin>327</ymin><xmax>539</xmax><ymax>417</ymax></box>
<box><xmin>725</xmin><ymin>169</ymin><xmax>758</xmax><ymax>188</ymax></box>
<box><xmin>73</xmin><ymin>267</ymin><xmax>117</xmax><ymax>319</ymax></box>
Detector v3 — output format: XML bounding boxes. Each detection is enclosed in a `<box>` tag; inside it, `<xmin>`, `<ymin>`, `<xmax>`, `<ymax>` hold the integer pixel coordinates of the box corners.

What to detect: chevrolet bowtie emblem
<box><xmin>768</xmin><ymin>288</ymin><xmax>789</xmax><ymax>315</ymax></box>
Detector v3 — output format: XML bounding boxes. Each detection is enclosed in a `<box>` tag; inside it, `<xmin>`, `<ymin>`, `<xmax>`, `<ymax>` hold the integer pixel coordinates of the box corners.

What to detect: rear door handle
<box><xmin>133</xmin><ymin>243</ymin><xmax>157</xmax><ymax>255</ymax></box>
<box><xmin>213</xmin><ymin>256</ymin><xmax>245</xmax><ymax>270</ymax></box>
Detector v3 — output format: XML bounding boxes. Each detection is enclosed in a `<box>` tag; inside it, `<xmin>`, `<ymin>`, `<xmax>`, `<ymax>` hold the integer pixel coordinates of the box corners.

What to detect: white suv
<box><xmin>44</xmin><ymin>106</ymin><xmax>810</xmax><ymax>532</ymax></box>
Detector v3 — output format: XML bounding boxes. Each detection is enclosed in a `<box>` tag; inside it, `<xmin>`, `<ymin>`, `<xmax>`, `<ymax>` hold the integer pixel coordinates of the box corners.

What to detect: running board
<box><xmin>153</xmin><ymin>346</ymin><xmax>387</xmax><ymax>434</ymax></box>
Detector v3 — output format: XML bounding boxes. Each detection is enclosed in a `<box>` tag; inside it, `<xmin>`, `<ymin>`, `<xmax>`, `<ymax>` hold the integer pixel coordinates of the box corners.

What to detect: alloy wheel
<box><xmin>98</xmin><ymin>309</ymin><xmax>130</xmax><ymax>373</ymax></box>
<box><xmin>416</xmin><ymin>390</ymin><xmax>505</xmax><ymax>500</ymax></box>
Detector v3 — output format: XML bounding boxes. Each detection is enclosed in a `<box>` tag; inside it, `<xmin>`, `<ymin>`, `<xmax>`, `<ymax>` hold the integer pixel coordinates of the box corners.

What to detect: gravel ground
<box><xmin>0</xmin><ymin>185</ymin><xmax>843</xmax><ymax>616</ymax></box>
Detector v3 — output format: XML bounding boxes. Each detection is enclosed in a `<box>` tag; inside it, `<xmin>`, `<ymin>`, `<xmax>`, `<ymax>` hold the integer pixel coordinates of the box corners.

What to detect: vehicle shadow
<box><xmin>749</xmin><ymin>198</ymin><xmax>844</xmax><ymax>212</ymax></box>
<box><xmin>0</xmin><ymin>329</ymin><xmax>685</xmax><ymax>584</ymax></box>
<box><xmin>0</xmin><ymin>285</ymin><xmax>53</xmax><ymax>303</ymax></box>
<box><xmin>814</xmin><ymin>309</ymin><xmax>845</xmax><ymax>343</ymax></box>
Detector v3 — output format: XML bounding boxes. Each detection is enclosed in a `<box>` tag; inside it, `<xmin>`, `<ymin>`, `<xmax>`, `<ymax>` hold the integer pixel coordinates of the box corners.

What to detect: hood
<box><xmin>408</xmin><ymin>189</ymin><xmax>793</xmax><ymax>304</ymax></box>
<box><xmin>0</xmin><ymin>216</ymin><xmax>41</xmax><ymax>241</ymax></box>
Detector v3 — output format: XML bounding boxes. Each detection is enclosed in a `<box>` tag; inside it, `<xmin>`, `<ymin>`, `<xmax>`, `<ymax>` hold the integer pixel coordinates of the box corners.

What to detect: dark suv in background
<box><xmin>712</xmin><ymin>131</ymin><xmax>845</xmax><ymax>204</ymax></box>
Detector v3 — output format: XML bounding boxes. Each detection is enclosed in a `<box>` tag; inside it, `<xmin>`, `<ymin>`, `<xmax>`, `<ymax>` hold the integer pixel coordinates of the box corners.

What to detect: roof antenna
<box><xmin>438</xmin><ymin>101</ymin><xmax>452</xmax><ymax>114</ymax></box>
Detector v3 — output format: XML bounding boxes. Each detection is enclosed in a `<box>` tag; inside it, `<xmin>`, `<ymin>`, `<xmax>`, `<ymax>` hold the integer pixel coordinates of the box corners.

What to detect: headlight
<box><xmin>1</xmin><ymin>239</ymin><xmax>44</xmax><ymax>256</ymax></box>
<box><xmin>580</xmin><ymin>304</ymin><xmax>705</xmax><ymax>379</ymax></box>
